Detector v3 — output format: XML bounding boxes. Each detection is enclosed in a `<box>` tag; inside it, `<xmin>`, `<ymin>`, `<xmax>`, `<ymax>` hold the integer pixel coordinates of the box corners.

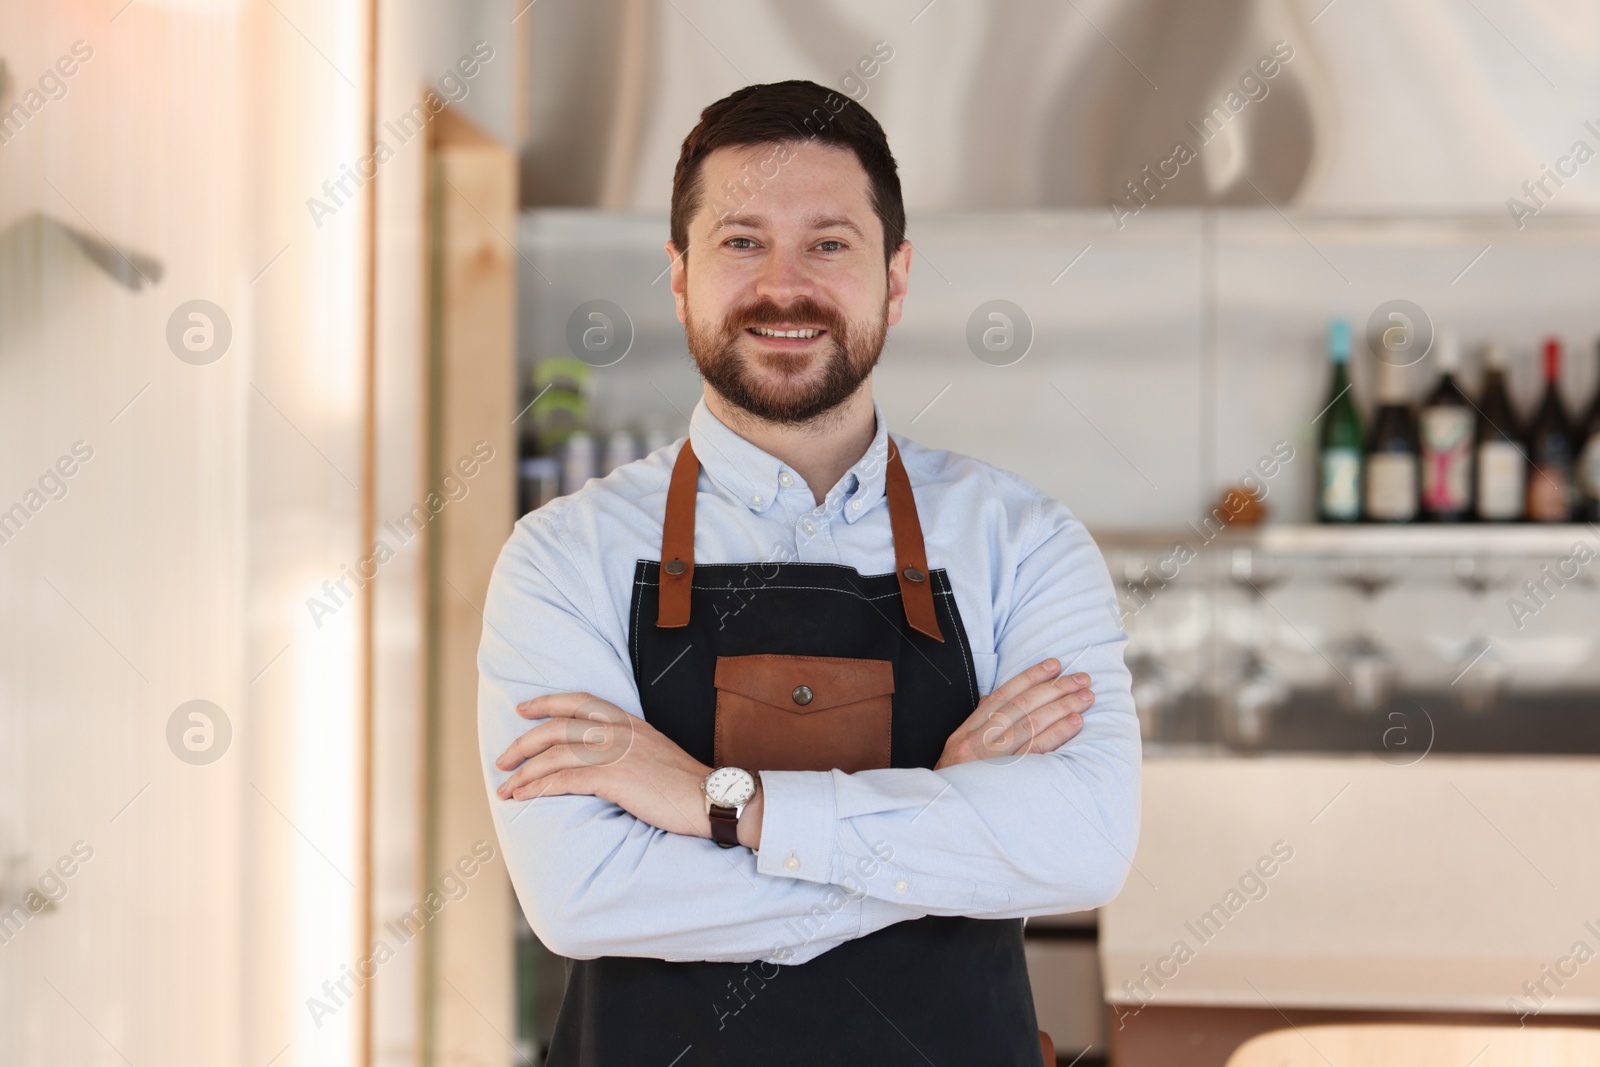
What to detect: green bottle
<box><xmin>1318</xmin><ymin>318</ymin><xmax>1364</xmax><ymax>522</ymax></box>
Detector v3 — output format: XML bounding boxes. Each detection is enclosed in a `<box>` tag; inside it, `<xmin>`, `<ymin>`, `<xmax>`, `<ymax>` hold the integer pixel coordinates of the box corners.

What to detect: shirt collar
<box><xmin>688</xmin><ymin>395</ymin><xmax>890</xmax><ymax>523</ymax></box>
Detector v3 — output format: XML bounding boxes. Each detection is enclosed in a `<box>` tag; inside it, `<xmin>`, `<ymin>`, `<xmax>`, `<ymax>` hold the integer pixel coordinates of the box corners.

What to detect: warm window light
<box><xmin>290</xmin><ymin>573</ymin><xmax>361</xmax><ymax>1059</ymax></box>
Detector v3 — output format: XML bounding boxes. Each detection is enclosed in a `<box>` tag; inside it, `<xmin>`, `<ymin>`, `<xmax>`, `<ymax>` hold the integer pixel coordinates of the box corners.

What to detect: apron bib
<box><xmin>544</xmin><ymin>438</ymin><xmax>1045</xmax><ymax>1066</ymax></box>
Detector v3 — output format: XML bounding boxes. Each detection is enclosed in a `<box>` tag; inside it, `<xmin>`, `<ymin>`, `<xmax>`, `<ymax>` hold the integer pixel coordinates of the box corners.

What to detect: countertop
<box><xmin>1099</xmin><ymin>754</ymin><xmax>1600</xmax><ymax>1015</ymax></box>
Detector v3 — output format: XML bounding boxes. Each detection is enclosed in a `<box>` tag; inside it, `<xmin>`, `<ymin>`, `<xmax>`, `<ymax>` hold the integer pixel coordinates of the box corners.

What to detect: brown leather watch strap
<box><xmin>708</xmin><ymin>803</ymin><xmax>739</xmax><ymax>849</ymax></box>
<box><xmin>884</xmin><ymin>438</ymin><xmax>944</xmax><ymax>643</ymax></box>
<box><xmin>657</xmin><ymin>440</ymin><xmax>699</xmax><ymax>628</ymax></box>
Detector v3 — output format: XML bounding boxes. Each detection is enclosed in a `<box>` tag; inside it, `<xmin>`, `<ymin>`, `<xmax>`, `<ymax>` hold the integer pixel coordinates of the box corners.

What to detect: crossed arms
<box><xmin>477</xmin><ymin>498</ymin><xmax>1141</xmax><ymax>965</ymax></box>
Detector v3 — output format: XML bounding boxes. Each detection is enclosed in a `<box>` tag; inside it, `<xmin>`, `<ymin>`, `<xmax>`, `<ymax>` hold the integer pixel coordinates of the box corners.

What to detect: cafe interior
<box><xmin>4</xmin><ymin>0</ymin><xmax>1600</xmax><ymax>1064</ymax></box>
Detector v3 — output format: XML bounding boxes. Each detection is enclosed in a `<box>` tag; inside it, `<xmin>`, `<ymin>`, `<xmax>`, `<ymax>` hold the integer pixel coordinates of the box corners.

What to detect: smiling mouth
<box><xmin>747</xmin><ymin>326</ymin><xmax>825</xmax><ymax>340</ymax></box>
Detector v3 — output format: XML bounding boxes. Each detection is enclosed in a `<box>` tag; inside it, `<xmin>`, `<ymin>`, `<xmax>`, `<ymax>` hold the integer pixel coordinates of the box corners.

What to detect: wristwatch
<box><xmin>702</xmin><ymin>766</ymin><xmax>757</xmax><ymax>849</ymax></box>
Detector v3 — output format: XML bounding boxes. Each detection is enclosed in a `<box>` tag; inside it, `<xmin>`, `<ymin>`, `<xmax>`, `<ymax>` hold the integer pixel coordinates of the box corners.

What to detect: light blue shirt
<box><xmin>478</xmin><ymin>395</ymin><xmax>1141</xmax><ymax>966</ymax></box>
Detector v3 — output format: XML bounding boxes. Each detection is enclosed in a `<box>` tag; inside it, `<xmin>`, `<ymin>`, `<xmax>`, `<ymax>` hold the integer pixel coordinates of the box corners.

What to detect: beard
<box><xmin>685</xmin><ymin>292</ymin><xmax>888</xmax><ymax>425</ymax></box>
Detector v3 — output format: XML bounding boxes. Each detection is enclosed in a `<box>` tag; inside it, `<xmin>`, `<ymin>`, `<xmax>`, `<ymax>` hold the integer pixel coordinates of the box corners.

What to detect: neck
<box><xmin>704</xmin><ymin>382</ymin><xmax>878</xmax><ymax>505</ymax></box>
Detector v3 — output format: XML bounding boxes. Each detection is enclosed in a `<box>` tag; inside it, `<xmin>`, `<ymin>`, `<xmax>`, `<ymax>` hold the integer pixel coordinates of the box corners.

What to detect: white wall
<box><xmin>517</xmin><ymin>0</ymin><xmax>1600</xmax><ymax>214</ymax></box>
<box><xmin>0</xmin><ymin>1</ymin><xmax>520</xmax><ymax>1065</ymax></box>
<box><xmin>1</xmin><ymin>2</ymin><xmax>368</xmax><ymax>1065</ymax></box>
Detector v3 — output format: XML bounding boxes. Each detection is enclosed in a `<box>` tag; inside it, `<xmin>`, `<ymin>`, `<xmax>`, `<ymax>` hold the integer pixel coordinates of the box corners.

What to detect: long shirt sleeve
<box><xmin>479</xmin><ymin>509</ymin><xmax>929</xmax><ymax>966</ymax></box>
<box><xmin>751</xmin><ymin>492</ymin><xmax>1142</xmax><ymax>917</ymax></box>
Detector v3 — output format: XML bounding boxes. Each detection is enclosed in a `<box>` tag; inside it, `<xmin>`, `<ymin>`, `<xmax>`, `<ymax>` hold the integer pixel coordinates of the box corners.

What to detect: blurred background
<box><xmin>4</xmin><ymin>1</ymin><xmax>1600</xmax><ymax>1065</ymax></box>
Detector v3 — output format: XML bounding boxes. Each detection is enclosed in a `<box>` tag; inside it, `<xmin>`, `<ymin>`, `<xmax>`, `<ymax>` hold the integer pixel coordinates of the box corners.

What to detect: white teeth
<box><xmin>752</xmin><ymin>327</ymin><xmax>821</xmax><ymax>338</ymax></box>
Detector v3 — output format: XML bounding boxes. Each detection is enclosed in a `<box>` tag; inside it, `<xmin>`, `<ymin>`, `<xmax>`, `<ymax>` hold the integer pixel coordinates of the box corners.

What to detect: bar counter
<box><xmin>1101</xmin><ymin>753</ymin><xmax>1600</xmax><ymax>1064</ymax></box>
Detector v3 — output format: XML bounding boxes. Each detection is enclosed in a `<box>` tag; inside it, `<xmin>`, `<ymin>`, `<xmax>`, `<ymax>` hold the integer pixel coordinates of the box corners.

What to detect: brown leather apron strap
<box><xmin>657</xmin><ymin>433</ymin><xmax>944</xmax><ymax>642</ymax></box>
<box><xmin>884</xmin><ymin>437</ymin><xmax>944</xmax><ymax>643</ymax></box>
<box><xmin>656</xmin><ymin>439</ymin><xmax>699</xmax><ymax>628</ymax></box>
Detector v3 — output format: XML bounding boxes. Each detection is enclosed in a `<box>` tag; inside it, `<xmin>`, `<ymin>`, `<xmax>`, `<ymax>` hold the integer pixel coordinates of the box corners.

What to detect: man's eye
<box><xmin>816</xmin><ymin>240</ymin><xmax>845</xmax><ymax>253</ymax></box>
<box><xmin>725</xmin><ymin>237</ymin><xmax>757</xmax><ymax>250</ymax></box>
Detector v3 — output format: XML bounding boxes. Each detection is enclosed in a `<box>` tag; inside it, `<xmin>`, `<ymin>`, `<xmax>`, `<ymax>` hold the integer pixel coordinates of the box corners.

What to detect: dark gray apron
<box><xmin>543</xmin><ymin>438</ymin><xmax>1046</xmax><ymax>1066</ymax></box>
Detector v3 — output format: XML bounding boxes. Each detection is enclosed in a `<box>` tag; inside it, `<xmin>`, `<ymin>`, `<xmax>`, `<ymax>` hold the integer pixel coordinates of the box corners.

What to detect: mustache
<box><xmin>725</xmin><ymin>298</ymin><xmax>847</xmax><ymax>337</ymax></box>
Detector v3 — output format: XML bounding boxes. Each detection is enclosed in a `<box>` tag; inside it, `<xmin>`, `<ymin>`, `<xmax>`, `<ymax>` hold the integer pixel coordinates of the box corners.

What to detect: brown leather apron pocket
<box><xmin>712</xmin><ymin>654</ymin><xmax>894</xmax><ymax>773</ymax></box>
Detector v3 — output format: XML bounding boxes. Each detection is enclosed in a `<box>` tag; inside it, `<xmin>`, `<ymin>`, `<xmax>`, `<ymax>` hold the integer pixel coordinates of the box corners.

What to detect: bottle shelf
<box><xmin>1091</xmin><ymin>522</ymin><xmax>1599</xmax><ymax>558</ymax></box>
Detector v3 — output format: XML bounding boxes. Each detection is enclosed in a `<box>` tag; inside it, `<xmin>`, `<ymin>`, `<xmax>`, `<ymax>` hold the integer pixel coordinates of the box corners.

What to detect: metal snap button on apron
<box><xmin>791</xmin><ymin>685</ymin><xmax>813</xmax><ymax>706</ymax></box>
<box><xmin>663</xmin><ymin>558</ymin><xmax>686</xmax><ymax>575</ymax></box>
<box><xmin>902</xmin><ymin>565</ymin><xmax>926</xmax><ymax>582</ymax></box>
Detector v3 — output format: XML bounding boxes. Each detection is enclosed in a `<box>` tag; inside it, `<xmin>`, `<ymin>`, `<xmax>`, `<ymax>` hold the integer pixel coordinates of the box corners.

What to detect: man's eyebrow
<box><xmin>807</xmin><ymin>214</ymin><xmax>867</xmax><ymax>239</ymax></box>
<box><xmin>708</xmin><ymin>212</ymin><xmax>868</xmax><ymax>239</ymax></box>
<box><xmin>708</xmin><ymin>213</ymin><xmax>769</xmax><ymax>235</ymax></box>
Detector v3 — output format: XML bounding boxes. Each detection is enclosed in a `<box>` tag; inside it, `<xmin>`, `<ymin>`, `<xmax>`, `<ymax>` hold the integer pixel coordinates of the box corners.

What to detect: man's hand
<box><xmin>934</xmin><ymin>658</ymin><xmax>1093</xmax><ymax>769</ymax></box>
<box><xmin>494</xmin><ymin>693</ymin><xmax>716</xmax><ymax>839</ymax></box>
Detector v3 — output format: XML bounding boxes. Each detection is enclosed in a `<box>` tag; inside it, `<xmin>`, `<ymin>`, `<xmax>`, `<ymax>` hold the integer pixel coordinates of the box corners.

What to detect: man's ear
<box><xmin>885</xmin><ymin>239</ymin><xmax>912</xmax><ymax>327</ymax></box>
<box><xmin>665</xmin><ymin>240</ymin><xmax>689</xmax><ymax>324</ymax></box>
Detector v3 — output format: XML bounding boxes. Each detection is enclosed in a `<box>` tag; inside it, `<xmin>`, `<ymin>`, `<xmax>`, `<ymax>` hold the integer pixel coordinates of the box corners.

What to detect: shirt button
<box><xmin>783</xmin><ymin>855</ymin><xmax>801</xmax><ymax>872</ymax></box>
<box><xmin>850</xmin><ymin>499</ymin><xmax>863</xmax><ymax>511</ymax></box>
<box><xmin>894</xmin><ymin>879</ymin><xmax>908</xmax><ymax>893</ymax></box>
<box><xmin>750</xmin><ymin>493</ymin><xmax>764</xmax><ymax>507</ymax></box>
<box><xmin>778</xmin><ymin>471</ymin><xmax>793</xmax><ymax>487</ymax></box>
<box><xmin>801</xmin><ymin>519</ymin><xmax>816</xmax><ymax>536</ymax></box>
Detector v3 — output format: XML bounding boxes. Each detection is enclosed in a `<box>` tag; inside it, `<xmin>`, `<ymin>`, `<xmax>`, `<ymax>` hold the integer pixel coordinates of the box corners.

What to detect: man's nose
<box><xmin>751</xmin><ymin>245</ymin><xmax>814</xmax><ymax>306</ymax></box>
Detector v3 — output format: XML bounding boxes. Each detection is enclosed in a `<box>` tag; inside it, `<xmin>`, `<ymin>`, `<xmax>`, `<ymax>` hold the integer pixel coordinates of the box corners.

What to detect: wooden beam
<box><xmin>423</xmin><ymin>103</ymin><xmax>518</xmax><ymax>1067</ymax></box>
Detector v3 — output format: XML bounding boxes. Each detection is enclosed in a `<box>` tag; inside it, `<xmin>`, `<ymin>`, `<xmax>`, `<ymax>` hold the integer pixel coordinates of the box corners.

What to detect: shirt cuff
<box><xmin>753</xmin><ymin>769</ymin><xmax>837</xmax><ymax>884</ymax></box>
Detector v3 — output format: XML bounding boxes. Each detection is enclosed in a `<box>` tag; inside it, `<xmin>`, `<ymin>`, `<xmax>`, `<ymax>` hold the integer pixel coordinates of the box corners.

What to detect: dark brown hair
<box><xmin>670</xmin><ymin>80</ymin><xmax>905</xmax><ymax>268</ymax></box>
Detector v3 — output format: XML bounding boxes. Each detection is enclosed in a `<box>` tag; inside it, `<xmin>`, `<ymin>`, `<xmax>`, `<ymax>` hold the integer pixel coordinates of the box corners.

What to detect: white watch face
<box><xmin>705</xmin><ymin>766</ymin><xmax>756</xmax><ymax>807</ymax></box>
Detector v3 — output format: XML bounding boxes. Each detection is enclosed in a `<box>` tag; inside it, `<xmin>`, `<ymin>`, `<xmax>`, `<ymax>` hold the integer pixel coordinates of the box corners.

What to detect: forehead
<box><xmin>693</xmin><ymin>141</ymin><xmax>878</xmax><ymax>235</ymax></box>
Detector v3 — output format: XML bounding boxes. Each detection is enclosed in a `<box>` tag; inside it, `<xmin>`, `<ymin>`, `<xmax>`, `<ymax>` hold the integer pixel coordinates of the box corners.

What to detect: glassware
<box><xmin>1127</xmin><ymin>651</ymin><xmax>1176</xmax><ymax>742</ymax></box>
<box><xmin>1220</xmin><ymin>649</ymin><xmax>1290</xmax><ymax>747</ymax></box>
<box><xmin>1334</xmin><ymin>556</ymin><xmax>1402</xmax><ymax>714</ymax></box>
<box><xmin>1220</xmin><ymin>548</ymin><xmax>1292</xmax><ymax>745</ymax></box>
<box><xmin>1448</xmin><ymin>555</ymin><xmax>1510</xmax><ymax>714</ymax></box>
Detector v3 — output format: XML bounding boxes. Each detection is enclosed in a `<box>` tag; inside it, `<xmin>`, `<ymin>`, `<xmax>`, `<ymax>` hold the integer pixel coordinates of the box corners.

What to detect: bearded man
<box><xmin>480</xmin><ymin>79</ymin><xmax>1140</xmax><ymax>1066</ymax></box>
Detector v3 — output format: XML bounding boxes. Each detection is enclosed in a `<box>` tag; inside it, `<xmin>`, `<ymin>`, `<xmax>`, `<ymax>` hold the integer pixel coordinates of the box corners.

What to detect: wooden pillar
<box><xmin>423</xmin><ymin>104</ymin><xmax>517</xmax><ymax>1066</ymax></box>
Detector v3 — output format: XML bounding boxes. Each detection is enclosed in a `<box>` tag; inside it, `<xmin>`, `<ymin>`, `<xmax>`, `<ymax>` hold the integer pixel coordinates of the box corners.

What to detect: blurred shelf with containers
<box><xmin>1314</xmin><ymin>319</ymin><xmax>1600</xmax><ymax>526</ymax></box>
<box><xmin>1094</xmin><ymin>523</ymin><xmax>1600</xmax><ymax>755</ymax></box>
<box><xmin>515</xmin><ymin>355</ymin><xmax>681</xmax><ymax>513</ymax></box>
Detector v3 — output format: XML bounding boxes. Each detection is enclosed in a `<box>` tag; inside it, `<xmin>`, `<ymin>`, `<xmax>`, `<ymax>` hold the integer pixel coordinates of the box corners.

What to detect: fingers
<box><xmin>1052</xmin><ymin>671</ymin><xmax>1093</xmax><ymax>696</ymax></box>
<box><xmin>1024</xmin><ymin>701</ymin><xmax>1091</xmax><ymax>754</ymax></box>
<box><xmin>496</xmin><ymin>717</ymin><xmax>608</xmax><ymax>772</ymax></box>
<box><xmin>516</xmin><ymin>691</ymin><xmax>619</xmax><ymax>720</ymax></box>
<box><xmin>957</xmin><ymin>660</ymin><xmax>1075</xmax><ymax>736</ymax></box>
<box><xmin>983</xmin><ymin>658</ymin><xmax>1066</xmax><ymax>712</ymax></box>
<box><xmin>983</xmin><ymin>686</ymin><xmax>1095</xmax><ymax>756</ymax></box>
<box><xmin>495</xmin><ymin>721</ymin><xmax>625</xmax><ymax>798</ymax></box>
<box><xmin>496</xmin><ymin>720</ymin><xmax>562</xmax><ymax>772</ymax></box>
<box><xmin>985</xmin><ymin>668</ymin><xmax>1093</xmax><ymax>735</ymax></box>
<box><xmin>939</xmin><ymin>659</ymin><xmax>1096</xmax><ymax>767</ymax></box>
<box><xmin>497</xmin><ymin>713</ymin><xmax>641</xmax><ymax>801</ymax></box>
<box><xmin>945</xmin><ymin>659</ymin><xmax>1093</xmax><ymax>760</ymax></box>
<box><xmin>496</xmin><ymin>745</ymin><xmax>580</xmax><ymax>800</ymax></box>
<box><xmin>985</xmin><ymin>661</ymin><xmax>1091</xmax><ymax>714</ymax></box>
<box><xmin>1020</xmin><ymin>685</ymin><xmax>1095</xmax><ymax>740</ymax></box>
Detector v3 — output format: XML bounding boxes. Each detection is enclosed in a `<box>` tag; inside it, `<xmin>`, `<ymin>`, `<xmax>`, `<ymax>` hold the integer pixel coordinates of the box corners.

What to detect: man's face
<box><xmin>667</xmin><ymin>140</ymin><xmax>912</xmax><ymax>424</ymax></box>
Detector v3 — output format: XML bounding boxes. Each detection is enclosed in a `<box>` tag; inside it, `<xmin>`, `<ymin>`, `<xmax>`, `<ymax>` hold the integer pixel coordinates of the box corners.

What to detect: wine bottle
<box><xmin>1474</xmin><ymin>340</ymin><xmax>1526</xmax><ymax>522</ymax></box>
<box><xmin>1579</xmin><ymin>336</ymin><xmax>1600</xmax><ymax>522</ymax></box>
<box><xmin>1419</xmin><ymin>329</ymin><xmax>1474</xmax><ymax>522</ymax></box>
<box><xmin>1526</xmin><ymin>337</ymin><xmax>1574</xmax><ymax>523</ymax></box>
<box><xmin>1317</xmin><ymin>318</ymin><xmax>1363</xmax><ymax>523</ymax></box>
<box><xmin>1364</xmin><ymin>354</ymin><xmax>1419</xmax><ymax>523</ymax></box>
